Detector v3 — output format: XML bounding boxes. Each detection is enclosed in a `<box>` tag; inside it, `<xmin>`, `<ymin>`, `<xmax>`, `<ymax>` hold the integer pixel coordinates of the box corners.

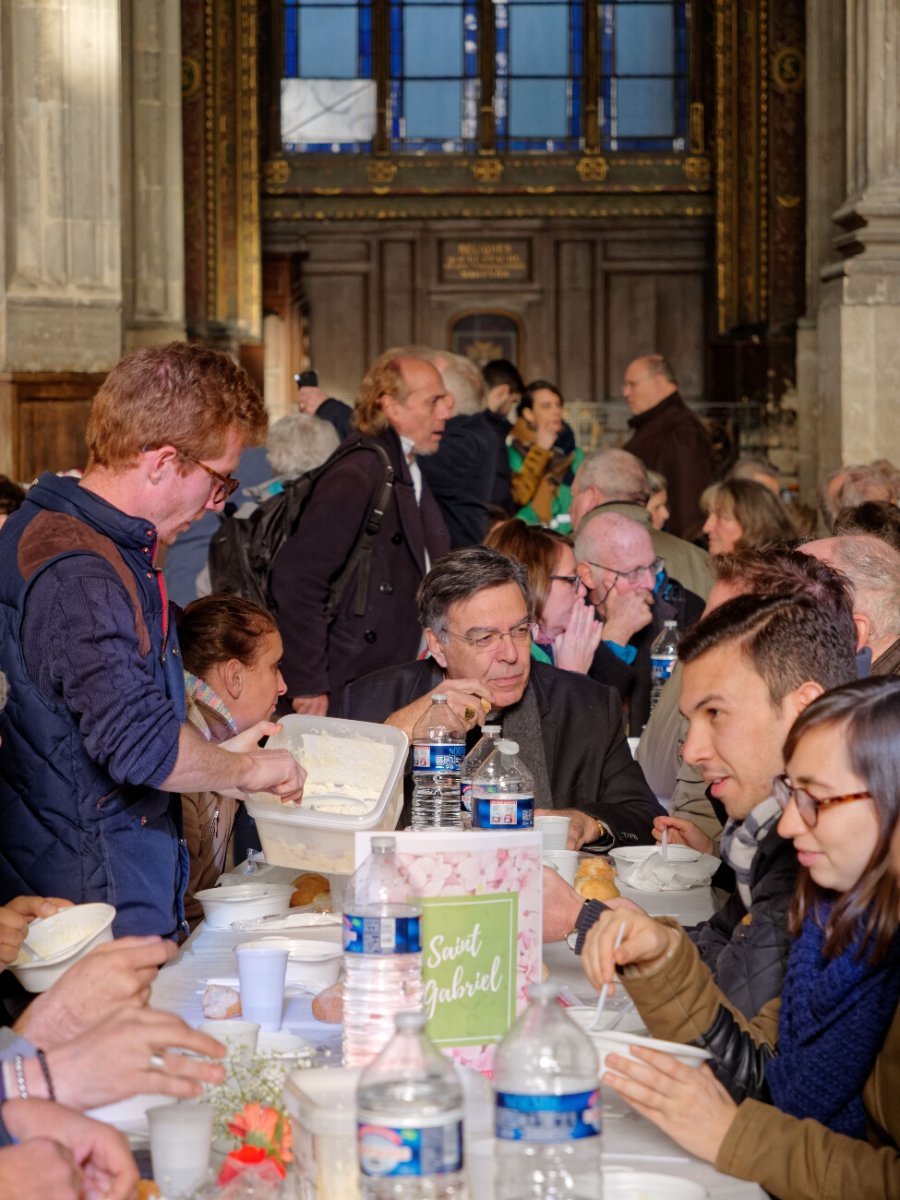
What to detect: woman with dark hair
<box><xmin>178</xmin><ymin>594</ymin><xmax>287</xmax><ymax>927</ymax></box>
<box><xmin>701</xmin><ymin>477</ymin><xmax>797</xmax><ymax>555</ymax></box>
<box><xmin>581</xmin><ymin>676</ymin><xmax>900</xmax><ymax>1198</ymax></box>
<box><xmin>484</xmin><ymin>518</ymin><xmax>601</xmax><ymax>673</ymax></box>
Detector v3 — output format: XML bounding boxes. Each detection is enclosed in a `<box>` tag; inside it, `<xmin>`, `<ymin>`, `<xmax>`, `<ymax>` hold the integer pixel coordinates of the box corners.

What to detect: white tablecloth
<box><xmin>149</xmin><ymin>868</ymin><xmax>765</xmax><ymax>1200</ymax></box>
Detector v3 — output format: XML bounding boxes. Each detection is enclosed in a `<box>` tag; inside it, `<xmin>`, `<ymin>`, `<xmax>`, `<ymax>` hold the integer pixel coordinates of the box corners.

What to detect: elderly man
<box><xmin>621</xmin><ymin>354</ymin><xmax>714</xmax><ymax>539</ymax></box>
<box><xmin>574</xmin><ymin>510</ymin><xmax>699</xmax><ymax>734</ymax></box>
<box><xmin>343</xmin><ymin>546</ymin><xmax>663</xmax><ymax>849</ymax></box>
<box><xmin>802</xmin><ymin>534</ymin><xmax>900</xmax><ymax>676</ymax></box>
<box><xmin>0</xmin><ymin>343</ymin><xmax>305</xmax><ymax>937</ymax></box>
<box><xmin>570</xmin><ymin>448</ymin><xmax>712</xmax><ymax>599</ymax></box>
<box><xmin>271</xmin><ymin>349</ymin><xmax>453</xmax><ymax>716</ymax></box>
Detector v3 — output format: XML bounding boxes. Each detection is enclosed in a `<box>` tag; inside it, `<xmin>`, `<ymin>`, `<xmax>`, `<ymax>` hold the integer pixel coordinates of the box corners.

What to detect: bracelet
<box><xmin>36</xmin><ymin>1049</ymin><xmax>56</xmax><ymax>1103</ymax></box>
<box><xmin>12</xmin><ymin>1055</ymin><xmax>28</xmax><ymax>1100</ymax></box>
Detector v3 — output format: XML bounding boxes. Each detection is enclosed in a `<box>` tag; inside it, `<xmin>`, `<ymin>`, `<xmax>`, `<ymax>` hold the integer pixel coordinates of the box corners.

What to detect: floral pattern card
<box><xmin>354</xmin><ymin>829</ymin><xmax>543</xmax><ymax>1074</ymax></box>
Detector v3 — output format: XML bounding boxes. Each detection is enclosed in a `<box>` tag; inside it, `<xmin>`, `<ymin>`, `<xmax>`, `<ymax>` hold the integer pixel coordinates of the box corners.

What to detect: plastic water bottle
<box><xmin>493</xmin><ymin>982</ymin><xmax>602</xmax><ymax>1199</ymax></box>
<box><xmin>357</xmin><ymin>1010</ymin><xmax>466</xmax><ymax>1199</ymax></box>
<box><xmin>649</xmin><ymin>619</ymin><xmax>679</xmax><ymax>714</ymax></box>
<box><xmin>343</xmin><ymin>836</ymin><xmax>423</xmax><ymax>1067</ymax></box>
<box><xmin>459</xmin><ymin>725</ymin><xmax>502</xmax><ymax>814</ymax></box>
<box><xmin>471</xmin><ymin>739</ymin><xmax>534</xmax><ymax>830</ymax></box>
<box><xmin>411</xmin><ymin>694</ymin><xmax>466</xmax><ymax>829</ymax></box>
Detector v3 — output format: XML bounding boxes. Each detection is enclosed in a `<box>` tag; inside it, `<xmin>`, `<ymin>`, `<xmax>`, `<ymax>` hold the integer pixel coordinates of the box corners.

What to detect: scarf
<box><xmin>184</xmin><ymin>672</ymin><xmax>238</xmax><ymax>739</ymax></box>
<box><xmin>765</xmin><ymin>904</ymin><xmax>900</xmax><ymax>1138</ymax></box>
<box><xmin>718</xmin><ymin>795</ymin><xmax>782</xmax><ymax>909</ymax></box>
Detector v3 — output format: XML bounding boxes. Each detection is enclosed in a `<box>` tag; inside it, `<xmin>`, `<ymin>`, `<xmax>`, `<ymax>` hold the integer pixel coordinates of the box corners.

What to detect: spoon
<box><xmin>661</xmin><ymin>827</ymin><xmax>669</xmax><ymax>862</ymax></box>
<box><xmin>589</xmin><ymin>923</ymin><xmax>626</xmax><ymax>1031</ymax></box>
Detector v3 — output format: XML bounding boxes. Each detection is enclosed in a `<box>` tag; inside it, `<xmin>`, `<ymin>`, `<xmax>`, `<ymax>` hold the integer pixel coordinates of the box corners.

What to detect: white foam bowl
<box><xmin>592</xmin><ymin>1029</ymin><xmax>711</xmax><ymax>1076</ymax></box>
<box><xmin>9</xmin><ymin>902</ymin><xmax>116</xmax><ymax>992</ymax></box>
<box><xmin>564</xmin><ymin>1004</ymin><xmax>647</xmax><ymax>1037</ymax></box>
<box><xmin>609</xmin><ymin>845</ymin><xmax>718</xmax><ymax>890</ymax></box>
<box><xmin>194</xmin><ymin>883</ymin><xmax>294</xmax><ymax>929</ymax></box>
<box><xmin>242</xmin><ymin>935</ymin><xmax>343</xmax><ymax>989</ymax></box>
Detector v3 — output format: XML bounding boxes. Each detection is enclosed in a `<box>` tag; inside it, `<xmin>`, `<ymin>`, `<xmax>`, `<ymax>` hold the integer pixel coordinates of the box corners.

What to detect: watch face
<box><xmin>565</xmin><ymin>929</ymin><xmax>579</xmax><ymax>951</ymax></box>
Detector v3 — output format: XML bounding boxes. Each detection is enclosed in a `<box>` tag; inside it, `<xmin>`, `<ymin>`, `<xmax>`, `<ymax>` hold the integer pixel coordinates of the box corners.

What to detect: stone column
<box><xmin>813</xmin><ymin>0</ymin><xmax>900</xmax><ymax>475</ymax></box>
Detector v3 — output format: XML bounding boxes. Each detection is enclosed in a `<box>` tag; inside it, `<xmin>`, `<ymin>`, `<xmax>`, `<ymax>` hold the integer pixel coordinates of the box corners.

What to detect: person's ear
<box><xmin>576</xmin><ymin>560</ymin><xmax>595</xmax><ymax>591</ymax></box>
<box><xmin>425</xmin><ymin>628</ymin><xmax>448</xmax><ymax>669</ymax></box>
<box><xmin>143</xmin><ymin>445</ymin><xmax>179</xmax><ymax>484</ymax></box>
<box><xmin>785</xmin><ymin>680</ymin><xmax>825</xmax><ymax>722</ymax></box>
<box><xmin>852</xmin><ymin>611</ymin><xmax>871</xmax><ymax>655</ymax></box>
<box><xmin>221</xmin><ymin>658</ymin><xmax>243</xmax><ymax>700</ymax></box>
<box><xmin>378</xmin><ymin>392</ymin><xmax>402</xmax><ymax>424</ymax></box>
<box><xmin>522</xmin><ymin>406</ymin><xmax>536</xmax><ymax>429</ymax></box>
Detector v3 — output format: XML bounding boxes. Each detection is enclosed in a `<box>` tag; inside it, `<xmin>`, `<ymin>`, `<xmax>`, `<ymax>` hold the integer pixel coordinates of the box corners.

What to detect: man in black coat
<box><xmin>271</xmin><ymin>351</ymin><xmax>452</xmax><ymax>716</ymax></box>
<box><xmin>343</xmin><ymin>545</ymin><xmax>664</xmax><ymax>847</ymax></box>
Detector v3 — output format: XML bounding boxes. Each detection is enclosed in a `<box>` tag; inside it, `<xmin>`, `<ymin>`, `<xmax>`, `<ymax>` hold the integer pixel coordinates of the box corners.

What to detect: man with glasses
<box><xmin>343</xmin><ymin>545</ymin><xmax>663</xmax><ymax>848</ymax></box>
<box><xmin>0</xmin><ymin>343</ymin><xmax>306</xmax><ymax>938</ymax></box>
<box><xmin>574</xmin><ymin>510</ymin><xmax>687</xmax><ymax>735</ymax></box>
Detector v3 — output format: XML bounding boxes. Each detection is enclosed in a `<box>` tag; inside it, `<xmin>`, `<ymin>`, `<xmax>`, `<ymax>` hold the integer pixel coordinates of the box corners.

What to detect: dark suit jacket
<box><xmin>420</xmin><ymin>412</ymin><xmax>497</xmax><ymax>548</ymax></box>
<box><xmin>342</xmin><ymin>658</ymin><xmax>664</xmax><ymax>843</ymax></box>
<box><xmin>271</xmin><ymin>427</ymin><xmax>449</xmax><ymax>711</ymax></box>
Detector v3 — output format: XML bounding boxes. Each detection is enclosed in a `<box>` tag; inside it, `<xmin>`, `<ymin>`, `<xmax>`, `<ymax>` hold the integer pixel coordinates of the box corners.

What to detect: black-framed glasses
<box><xmin>583</xmin><ymin>556</ymin><xmax>665</xmax><ymax>586</ymax></box>
<box><xmin>177</xmin><ymin>451</ymin><xmax>240</xmax><ymax>504</ymax></box>
<box><xmin>772</xmin><ymin>773</ymin><xmax>872</xmax><ymax>830</ymax></box>
<box><xmin>549</xmin><ymin>573</ymin><xmax>583</xmax><ymax>589</ymax></box>
<box><xmin>443</xmin><ymin>619</ymin><xmax>537</xmax><ymax>652</ymax></box>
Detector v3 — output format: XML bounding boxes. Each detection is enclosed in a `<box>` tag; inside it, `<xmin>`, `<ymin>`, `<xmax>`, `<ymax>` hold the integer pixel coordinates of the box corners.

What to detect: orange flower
<box><xmin>217</xmin><ymin>1145</ymin><xmax>286</xmax><ymax>1187</ymax></box>
<box><xmin>224</xmin><ymin>1102</ymin><xmax>292</xmax><ymax>1167</ymax></box>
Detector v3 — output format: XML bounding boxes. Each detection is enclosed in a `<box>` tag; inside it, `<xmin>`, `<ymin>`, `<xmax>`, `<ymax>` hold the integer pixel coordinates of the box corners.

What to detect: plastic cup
<box><xmin>199</xmin><ymin>1018</ymin><xmax>260</xmax><ymax>1062</ymax></box>
<box><xmin>235</xmin><ymin>944</ymin><xmax>289</xmax><ymax>1032</ymax></box>
<box><xmin>148</xmin><ymin>1102</ymin><xmax>214</xmax><ymax>1197</ymax></box>
<box><xmin>535</xmin><ymin>814</ymin><xmax>571</xmax><ymax>853</ymax></box>
<box><xmin>544</xmin><ymin>848</ymin><xmax>579</xmax><ymax>886</ymax></box>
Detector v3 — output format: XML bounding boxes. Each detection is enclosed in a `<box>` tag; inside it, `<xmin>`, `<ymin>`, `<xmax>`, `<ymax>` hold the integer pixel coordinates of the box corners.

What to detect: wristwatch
<box><xmin>565</xmin><ymin>899</ymin><xmax>607</xmax><ymax>955</ymax></box>
<box><xmin>588</xmin><ymin>817</ymin><xmax>615</xmax><ymax>851</ymax></box>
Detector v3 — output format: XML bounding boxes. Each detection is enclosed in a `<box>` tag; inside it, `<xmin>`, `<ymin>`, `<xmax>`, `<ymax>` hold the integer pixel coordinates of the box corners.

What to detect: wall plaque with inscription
<box><xmin>441</xmin><ymin>240</ymin><xmax>530</xmax><ymax>283</ymax></box>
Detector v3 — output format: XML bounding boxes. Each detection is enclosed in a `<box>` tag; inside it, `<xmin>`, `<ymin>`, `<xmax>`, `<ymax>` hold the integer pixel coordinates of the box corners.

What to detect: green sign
<box><xmin>421</xmin><ymin>892</ymin><xmax>519</xmax><ymax>1047</ymax></box>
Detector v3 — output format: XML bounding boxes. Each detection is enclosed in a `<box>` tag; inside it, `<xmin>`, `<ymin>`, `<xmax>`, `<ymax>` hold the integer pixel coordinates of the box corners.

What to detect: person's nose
<box><xmin>494</xmin><ymin>632</ymin><xmax>521</xmax><ymax>664</ymax></box>
<box><xmin>702</xmin><ymin>513</ymin><xmax>715</xmax><ymax>535</ymax></box>
<box><xmin>438</xmin><ymin>396</ymin><xmax>454</xmax><ymax>420</ymax></box>
<box><xmin>681</xmin><ymin>720</ymin><xmax>710</xmax><ymax>768</ymax></box>
<box><xmin>776</xmin><ymin>795</ymin><xmax>806</xmax><ymax>839</ymax></box>
<box><xmin>636</xmin><ymin>565</ymin><xmax>656</xmax><ymax>590</ymax></box>
<box><xmin>276</xmin><ymin>669</ymin><xmax>287</xmax><ymax>697</ymax></box>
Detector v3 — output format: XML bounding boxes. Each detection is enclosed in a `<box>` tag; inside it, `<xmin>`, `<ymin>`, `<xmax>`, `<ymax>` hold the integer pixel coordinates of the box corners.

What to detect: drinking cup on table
<box><xmin>199</xmin><ymin>1018</ymin><xmax>260</xmax><ymax>1062</ymax></box>
<box><xmin>535</xmin><ymin>814</ymin><xmax>571</xmax><ymax>853</ymax></box>
<box><xmin>235</xmin><ymin>944</ymin><xmax>289</xmax><ymax>1032</ymax></box>
<box><xmin>544</xmin><ymin>849</ymin><xmax>579</xmax><ymax>887</ymax></box>
<box><xmin>148</xmin><ymin>1101</ymin><xmax>214</xmax><ymax>1197</ymax></box>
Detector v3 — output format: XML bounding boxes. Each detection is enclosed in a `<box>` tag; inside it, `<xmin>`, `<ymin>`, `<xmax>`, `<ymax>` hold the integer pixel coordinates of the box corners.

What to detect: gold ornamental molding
<box><xmin>772</xmin><ymin>46</ymin><xmax>805</xmax><ymax>93</ymax></box>
<box><xmin>265</xmin><ymin>158</ymin><xmax>290</xmax><ymax>185</ymax></box>
<box><xmin>182</xmin><ymin>56</ymin><xmax>202</xmax><ymax>99</ymax></box>
<box><xmin>683</xmin><ymin>156</ymin><xmax>710</xmax><ymax>182</ymax></box>
<box><xmin>471</xmin><ymin>159</ymin><xmax>504</xmax><ymax>184</ymax></box>
<box><xmin>576</xmin><ymin>156</ymin><xmax>609</xmax><ymax>183</ymax></box>
<box><xmin>368</xmin><ymin>160</ymin><xmax>398</xmax><ymax>185</ymax></box>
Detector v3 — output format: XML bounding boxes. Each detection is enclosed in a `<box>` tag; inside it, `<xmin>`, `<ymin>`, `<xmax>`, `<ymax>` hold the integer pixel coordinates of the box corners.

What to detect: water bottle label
<box><xmin>460</xmin><ymin>780</ymin><xmax>473</xmax><ymax>812</ymax></box>
<box><xmin>650</xmin><ymin>653</ymin><xmax>677</xmax><ymax>685</ymax></box>
<box><xmin>472</xmin><ymin>793</ymin><xmax>534</xmax><ymax>829</ymax></box>
<box><xmin>343</xmin><ymin>913</ymin><xmax>421</xmax><ymax>955</ymax></box>
<box><xmin>412</xmin><ymin>742</ymin><xmax>466</xmax><ymax>773</ymax></box>
<box><xmin>358</xmin><ymin>1118</ymin><xmax>464</xmax><ymax>1177</ymax></box>
<box><xmin>495</xmin><ymin>1090</ymin><xmax>601</xmax><ymax>1142</ymax></box>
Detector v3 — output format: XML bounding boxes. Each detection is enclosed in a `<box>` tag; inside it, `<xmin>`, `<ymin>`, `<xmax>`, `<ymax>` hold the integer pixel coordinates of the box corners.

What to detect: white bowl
<box><xmin>564</xmin><ymin>1004</ymin><xmax>647</xmax><ymax>1037</ymax></box>
<box><xmin>609</xmin><ymin>845</ymin><xmax>719</xmax><ymax>891</ymax></box>
<box><xmin>242</xmin><ymin>935</ymin><xmax>342</xmax><ymax>989</ymax></box>
<box><xmin>592</xmin><ymin>1029</ymin><xmax>711</xmax><ymax>1076</ymax></box>
<box><xmin>194</xmin><ymin>883</ymin><xmax>294</xmax><ymax>929</ymax></box>
<box><xmin>9</xmin><ymin>902</ymin><xmax>116</xmax><ymax>992</ymax></box>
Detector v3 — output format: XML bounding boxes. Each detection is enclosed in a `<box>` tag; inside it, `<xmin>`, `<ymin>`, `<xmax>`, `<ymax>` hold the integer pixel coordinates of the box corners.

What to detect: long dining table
<box><xmin>149</xmin><ymin>861</ymin><xmax>766</xmax><ymax>1200</ymax></box>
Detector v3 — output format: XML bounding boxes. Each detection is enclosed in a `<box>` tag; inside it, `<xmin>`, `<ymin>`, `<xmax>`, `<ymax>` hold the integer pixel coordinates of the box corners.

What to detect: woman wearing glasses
<box><xmin>484</xmin><ymin>519</ymin><xmax>602</xmax><ymax>674</ymax></box>
<box><xmin>582</xmin><ymin>676</ymin><xmax>900</xmax><ymax>1199</ymax></box>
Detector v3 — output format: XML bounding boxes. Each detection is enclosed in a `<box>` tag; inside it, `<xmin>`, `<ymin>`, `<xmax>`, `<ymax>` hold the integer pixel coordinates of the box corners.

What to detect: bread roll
<box><xmin>202</xmin><ymin>983</ymin><xmax>241</xmax><ymax>1019</ymax></box>
<box><xmin>291</xmin><ymin>872</ymin><xmax>330</xmax><ymax>907</ymax></box>
<box><xmin>575</xmin><ymin>875</ymin><xmax>620</xmax><ymax>901</ymax></box>
<box><xmin>311</xmin><ymin>980</ymin><xmax>343</xmax><ymax>1024</ymax></box>
<box><xmin>575</xmin><ymin>857</ymin><xmax>615</xmax><ymax>881</ymax></box>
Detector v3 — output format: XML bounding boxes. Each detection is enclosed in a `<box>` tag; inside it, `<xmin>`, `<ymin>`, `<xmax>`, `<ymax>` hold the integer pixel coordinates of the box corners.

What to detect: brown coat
<box><xmin>623</xmin><ymin>923</ymin><xmax>900</xmax><ymax>1200</ymax></box>
<box><xmin>182</xmin><ymin>695</ymin><xmax>237</xmax><ymax>930</ymax></box>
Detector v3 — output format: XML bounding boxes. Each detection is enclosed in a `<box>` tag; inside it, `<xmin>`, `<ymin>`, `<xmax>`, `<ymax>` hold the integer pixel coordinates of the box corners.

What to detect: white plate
<box><xmin>564</xmin><ymin>1004</ymin><xmax>647</xmax><ymax>1036</ymax></box>
<box><xmin>257</xmin><ymin>1029</ymin><xmax>312</xmax><ymax>1055</ymax></box>
<box><xmin>604</xmin><ymin>1167</ymin><xmax>707</xmax><ymax>1199</ymax></box>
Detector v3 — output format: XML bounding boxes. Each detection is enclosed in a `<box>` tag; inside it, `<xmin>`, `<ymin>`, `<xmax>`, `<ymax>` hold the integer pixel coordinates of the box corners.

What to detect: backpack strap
<box><xmin>326</xmin><ymin>442</ymin><xmax>394</xmax><ymax>621</ymax></box>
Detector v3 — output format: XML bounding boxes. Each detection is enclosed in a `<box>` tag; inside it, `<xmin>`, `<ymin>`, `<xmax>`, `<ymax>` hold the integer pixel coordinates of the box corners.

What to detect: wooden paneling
<box><xmin>302</xmin><ymin>260</ymin><xmax>371</xmax><ymax>402</ymax></box>
<box><xmin>0</xmin><ymin>373</ymin><xmax>107</xmax><ymax>481</ymax></box>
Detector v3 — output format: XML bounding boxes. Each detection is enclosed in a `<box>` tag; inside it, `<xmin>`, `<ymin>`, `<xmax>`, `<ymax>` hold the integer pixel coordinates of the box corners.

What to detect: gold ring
<box><xmin>463</xmin><ymin>705</ymin><xmax>476</xmax><ymax>722</ymax></box>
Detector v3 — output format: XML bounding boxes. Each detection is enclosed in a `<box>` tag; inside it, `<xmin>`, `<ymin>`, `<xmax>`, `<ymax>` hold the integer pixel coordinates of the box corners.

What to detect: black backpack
<box><xmin>207</xmin><ymin>439</ymin><xmax>394</xmax><ymax>616</ymax></box>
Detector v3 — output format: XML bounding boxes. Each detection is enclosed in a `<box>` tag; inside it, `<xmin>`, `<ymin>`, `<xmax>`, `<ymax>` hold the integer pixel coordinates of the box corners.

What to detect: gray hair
<box><xmin>641</xmin><ymin>354</ymin><xmax>677</xmax><ymax>385</ymax></box>
<box><xmin>417</xmin><ymin>547</ymin><xmax>532</xmax><ymax>637</ymax></box>
<box><xmin>827</xmin><ymin>535</ymin><xmax>900</xmax><ymax>644</ymax></box>
<box><xmin>266</xmin><ymin>413</ymin><xmax>339</xmax><ymax>477</ymax></box>
<box><xmin>574</xmin><ymin>509</ymin><xmax>651</xmax><ymax>565</ymax></box>
<box><xmin>574</xmin><ymin>448</ymin><xmax>650</xmax><ymax>505</ymax></box>
<box><xmin>835</xmin><ymin>465</ymin><xmax>896</xmax><ymax>511</ymax></box>
<box><xmin>0</xmin><ymin>670</ymin><xmax>7</xmax><ymax>713</ymax></box>
<box><xmin>433</xmin><ymin>352</ymin><xmax>486</xmax><ymax>416</ymax></box>
<box><xmin>729</xmin><ymin>456</ymin><xmax>780</xmax><ymax>489</ymax></box>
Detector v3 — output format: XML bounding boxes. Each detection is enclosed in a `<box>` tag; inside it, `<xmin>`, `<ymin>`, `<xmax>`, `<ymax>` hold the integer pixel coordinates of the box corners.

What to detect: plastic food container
<box><xmin>591</xmin><ymin>1029</ymin><xmax>712</xmax><ymax>1076</ymax></box>
<box><xmin>609</xmin><ymin>844</ymin><xmax>720</xmax><ymax>891</ymax></box>
<box><xmin>193</xmin><ymin>883</ymin><xmax>294</xmax><ymax>929</ymax></box>
<box><xmin>245</xmin><ymin>716</ymin><xmax>408</xmax><ymax>875</ymax></box>
<box><xmin>9</xmin><ymin>903</ymin><xmax>116</xmax><ymax>993</ymax></box>
<box><xmin>285</xmin><ymin>1066</ymin><xmax>362</xmax><ymax>1200</ymax></box>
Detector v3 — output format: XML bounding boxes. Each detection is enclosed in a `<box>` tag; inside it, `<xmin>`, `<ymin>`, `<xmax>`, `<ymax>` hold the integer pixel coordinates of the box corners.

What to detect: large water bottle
<box><xmin>357</xmin><ymin>1010</ymin><xmax>466</xmax><ymax>1199</ymax></box>
<box><xmin>411</xmin><ymin>694</ymin><xmax>466</xmax><ymax>829</ymax></box>
<box><xmin>493</xmin><ymin>982</ymin><xmax>602</xmax><ymax>1199</ymax></box>
<box><xmin>342</xmin><ymin>836</ymin><xmax>423</xmax><ymax>1067</ymax></box>
<box><xmin>459</xmin><ymin>724</ymin><xmax>502</xmax><ymax>815</ymax></box>
<box><xmin>471</xmin><ymin>739</ymin><xmax>535</xmax><ymax>830</ymax></box>
<box><xmin>649</xmin><ymin>619</ymin><xmax>679</xmax><ymax>715</ymax></box>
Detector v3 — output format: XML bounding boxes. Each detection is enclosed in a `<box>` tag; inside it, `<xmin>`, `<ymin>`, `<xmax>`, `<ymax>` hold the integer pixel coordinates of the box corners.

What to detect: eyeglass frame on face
<box><xmin>439</xmin><ymin>618</ymin><xmax>538</xmax><ymax>653</ymax></box>
<box><xmin>772</xmin><ymin>773</ymin><xmax>872</xmax><ymax>830</ymax></box>
<box><xmin>141</xmin><ymin>445</ymin><xmax>240</xmax><ymax>505</ymax></box>
<box><xmin>549</xmin><ymin>573</ymin><xmax>585</xmax><ymax>590</ymax></box>
<box><xmin>583</xmin><ymin>556</ymin><xmax>665</xmax><ymax>587</ymax></box>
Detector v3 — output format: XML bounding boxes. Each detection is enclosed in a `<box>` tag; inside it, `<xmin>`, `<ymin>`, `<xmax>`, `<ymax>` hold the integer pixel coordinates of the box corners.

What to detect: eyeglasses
<box><xmin>549</xmin><ymin>573</ymin><xmax>584</xmax><ymax>589</ymax></box>
<box><xmin>177</xmin><ymin>451</ymin><xmax>240</xmax><ymax>504</ymax></box>
<box><xmin>772</xmin><ymin>774</ymin><xmax>872</xmax><ymax>830</ymax></box>
<box><xmin>583</xmin><ymin>557</ymin><xmax>665</xmax><ymax>586</ymax></box>
<box><xmin>443</xmin><ymin>620</ymin><xmax>537</xmax><ymax>652</ymax></box>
